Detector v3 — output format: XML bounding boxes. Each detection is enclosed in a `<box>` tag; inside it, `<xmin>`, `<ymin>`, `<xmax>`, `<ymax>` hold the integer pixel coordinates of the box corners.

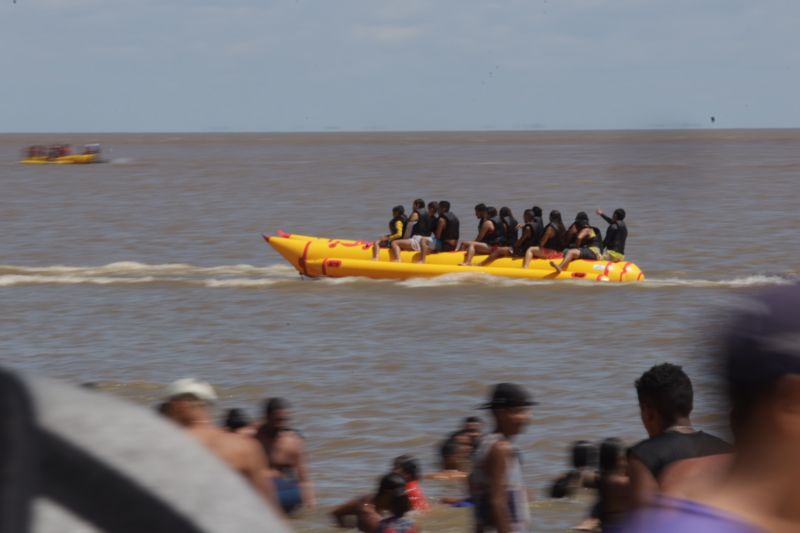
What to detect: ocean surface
<box><xmin>2</xmin><ymin>130</ymin><xmax>798</xmax><ymax>531</ymax></box>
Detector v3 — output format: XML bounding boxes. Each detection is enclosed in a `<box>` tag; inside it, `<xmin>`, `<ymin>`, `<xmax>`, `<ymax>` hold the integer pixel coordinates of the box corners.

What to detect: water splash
<box><xmin>0</xmin><ymin>262</ymin><xmax>793</xmax><ymax>290</ymax></box>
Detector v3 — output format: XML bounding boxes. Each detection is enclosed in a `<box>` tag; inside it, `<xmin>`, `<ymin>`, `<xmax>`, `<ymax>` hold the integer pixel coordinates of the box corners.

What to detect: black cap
<box><xmin>575</xmin><ymin>211</ymin><xmax>589</xmax><ymax>222</ymax></box>
<box><xmin>479</xmin><ymin>382</ymin><xmax>537</xmax><ymax>409</ymax></box>
<box><xmin>724</xmin><ymin>284</ymin><xmax>800</xmax><ymax>391</ymax></box>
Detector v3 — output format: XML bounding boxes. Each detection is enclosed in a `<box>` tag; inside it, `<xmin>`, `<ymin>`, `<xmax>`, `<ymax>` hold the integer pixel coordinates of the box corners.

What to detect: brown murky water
<box><xmin>2</xmin><ymin>130</ymin><xmax>799</xmax><ymax>531</ymax></box>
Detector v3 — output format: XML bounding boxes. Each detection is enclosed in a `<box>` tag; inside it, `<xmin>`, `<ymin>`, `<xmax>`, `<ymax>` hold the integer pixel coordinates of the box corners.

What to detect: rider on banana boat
<box><xmin>550</xmin><ymin>218</ymin><xmax>604</xmax><ymax>273</ymax></box>
<box><xmin>477</xmin><ymin>209</ymin><xmax>535</xmax><ymax>266</ymax></box>
<box><xmin>460</xmin><ymin>206</ymin><xmax>506</xmax><ymax>266</ymax></box>
<box><xmin>565</xmin><ymin>212</ymin><xmax>590</xmax><ymax>248</ymax></box>
<box><xmin>499</xmin><ymin>207</ymin><xmax>519</xmax><ymax>250</ymax></box>
<box><xmin>596</xmin><ymin>208</ymin><xmax>628</xmax><ymax>262</ymax></box>
<box><xmin>522</xmin><ymin>210</ymin><xmax>568</xmax><ymax>268</ymax></box>
<box><xmin>372</xmin><ymin>205</ymin><xmax>407</xmax><ymax>260</ymax></box>
<box><xmin>419</xmin><ymin>201</ymin><xmax>460</xmax><ymax>263</ymax></box>
<box><xmin>388</xmin><ymin>199</ymin><xmax>434</xmax><ymax>261</ymax></box>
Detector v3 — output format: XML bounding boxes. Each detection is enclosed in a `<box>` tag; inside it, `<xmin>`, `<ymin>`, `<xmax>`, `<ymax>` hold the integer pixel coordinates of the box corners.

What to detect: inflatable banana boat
<box><xmin>264</xmin><ymin>231</ymin><xmax>645</xmax><ymax>283</ymax></box>
<box><xmin>19</xmin><ymin>144</ymin><xmax>104</xmax><ymax>165</ymax></box>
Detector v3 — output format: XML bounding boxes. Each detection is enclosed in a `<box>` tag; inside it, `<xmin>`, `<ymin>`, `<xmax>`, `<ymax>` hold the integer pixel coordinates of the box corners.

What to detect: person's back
<box><xmin>628</xmin><ymin>430</ymin><xmax>730</xmax><ymax>481</ymax></box>
<box><xmin>627</xmin><ymin>364</ymin><xmax>731</xmax><ymax>507</ymax></box>
<box><xmin>597</xmin><ymin>208</ymin><xmax>628</xmax><ymax>261</ymax></box>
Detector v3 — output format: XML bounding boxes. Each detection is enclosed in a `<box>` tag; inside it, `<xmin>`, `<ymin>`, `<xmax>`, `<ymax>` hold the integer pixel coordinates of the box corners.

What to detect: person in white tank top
<box><xmin>471</xmin><ymin>383</ymin><xmax>535</xmax><ymax>533</ymax></box>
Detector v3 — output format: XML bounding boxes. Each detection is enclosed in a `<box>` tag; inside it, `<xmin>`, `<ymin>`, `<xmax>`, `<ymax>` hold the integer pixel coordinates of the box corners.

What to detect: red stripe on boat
<box><xmin>619</xmin><ymin>262</ymin><xmax>632</xmax><ymax>281</ymax></box>
<box><xmin>277</xmin><ymin>230</ymin><xmax>292</xmax><ymax>238</ymax></box>
<box><xmin>299</xmin><ymin>241</ymin><xmax>312</xmax><ymax>277</ymax></box>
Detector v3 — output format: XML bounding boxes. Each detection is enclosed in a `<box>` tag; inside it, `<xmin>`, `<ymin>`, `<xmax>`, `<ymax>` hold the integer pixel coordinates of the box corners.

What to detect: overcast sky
<box><xmin>3</xmin><ymin>0</ymin><xmax>799</xmax><ymax>132</ymax></box>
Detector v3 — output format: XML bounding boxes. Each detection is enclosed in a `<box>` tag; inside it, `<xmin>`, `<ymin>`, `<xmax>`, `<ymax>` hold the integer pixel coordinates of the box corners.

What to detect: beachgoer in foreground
<box><xmin>162</xmin><ymin>379</ymin><xmax>277</xmax><ymax>507</ymax></box>
<box><xmin>596</xmin><ymin>208</ymin><xmax>627</xmax><ymax>262</ymax></box>
<box><xmin>357</xmin><ymin>473</ymin><xmax>418</xmax><ymax>533</ymax></box>
<box><xmin>621</xmin><ymin>283</ymin><xmax>800</xmax><ymax>532</ymax></box>
<box><xmin>373</xmin><ymin>205</ymin><xmax>407</xmax><ymax>260</ymax></box>
<box><xmin>256</xmin><ymin>397</ymin><xmax>316</xmax><ymax>514</ymax></box>
<box><xmin>549</xmin><ymin>440</ymin><xmax>598</xmax><ymax>498</ymax></box>
<box><xmin>627</xmin><ymin>363</ymin><xmax>731</xmax><ymax>507</ymax></box>
<box><xmin>595</xmin><ymin>437</ymin><xmax>631</xmax><ymax>531</ymax></box>
<box><xmin>522</xmin><ymin>210</ymin><xmax>567</xmax><ymax>268</ymax></box>
<box><xmin>471</xmin><ymin>383</ymin><xmax>534</xmax><ymax>533</ymax></box>
<box><xmin>392</xmin><ymin>455</ymin><xmax>430</xmax><ymax>512</ymax></box>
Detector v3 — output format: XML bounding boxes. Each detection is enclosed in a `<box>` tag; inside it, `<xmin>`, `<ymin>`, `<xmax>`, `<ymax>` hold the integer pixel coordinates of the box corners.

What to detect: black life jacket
<box><xmin>586</xmin><ymin>226</ymin><xmax>604</xmax><ymax>249</ymax></box>
<box><xmin>603</xmin><ymin>220</ymin><xmax>627</xmax><ymax>254</ymax></box>
<box><xmin>489</xmin><ymin>216</ymin><xmax>507</xmax><ymax>245</ymax></box>
<box><xmin>410</xmin><ymin>209</ymin><xmax>432</xmax><ymax>237</ymax></box>
<box><xmin>440</xmin><ymin>212</ymin><xmax>460</xmax><ymax>243</ymax></box>
<box><xmin>542</xmin><ymin>222</ymin><xmax>566</xmax><ymax>251</ymax></box>
<box><xmin>514</xmin><ymin>223</ymin><xmax>536</xmax><ymax>254</ymax></box>
<box><xmin>532</xmin><ymin>217</ymin><xmax>545</xmax><ymax>244</ymax></box>
<box><xmin>388</xmin><ymin>215</ymin><xmax>407</xmax><ymax>238</ymax></box>
<box><xmin>504</xmin><ymin>216</ymin><xmax>518</xmax><ymax>248</ymax></box>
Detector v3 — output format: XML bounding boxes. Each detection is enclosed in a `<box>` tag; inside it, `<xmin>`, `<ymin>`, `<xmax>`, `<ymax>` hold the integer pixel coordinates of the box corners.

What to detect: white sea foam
<box><xmin>0</xmin><ymin>262</ymin><xmax>793</xmax><ymax>290</ymax></box>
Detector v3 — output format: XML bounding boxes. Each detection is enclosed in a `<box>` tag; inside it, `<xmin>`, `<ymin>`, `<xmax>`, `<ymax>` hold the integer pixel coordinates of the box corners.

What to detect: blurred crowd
<box><xmin>156</xmin><ymin>284</ymin><xmax>800</xmax><ymax>532</ymax></box>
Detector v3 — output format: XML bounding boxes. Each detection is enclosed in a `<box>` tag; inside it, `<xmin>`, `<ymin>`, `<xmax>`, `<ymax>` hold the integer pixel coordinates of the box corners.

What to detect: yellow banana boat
<box><xmin>20</xmin><ymin>154</ymin><xmax>101</xmax><ymax>165</ymax></box>
<box><xmin>264</xmin><ymin>233</ymin><xmax>644</xmax><ymax>282</ymax></box>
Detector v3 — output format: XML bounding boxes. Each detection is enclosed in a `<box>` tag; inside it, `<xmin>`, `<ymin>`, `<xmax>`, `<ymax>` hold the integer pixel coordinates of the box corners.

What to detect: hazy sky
<box><xmin>3</xmin><ymin>0</ymin><xmax>800</xmax><ymax>132</ymax></box>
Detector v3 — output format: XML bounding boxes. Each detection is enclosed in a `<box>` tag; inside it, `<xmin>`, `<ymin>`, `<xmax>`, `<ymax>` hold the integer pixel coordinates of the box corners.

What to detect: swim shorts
<box><xmin>579</xmin><ymin>246</ymin><xmax>601</xmax><ymax>260</ymax></box>
<box><xmin>274</xmin><ymin>477</ymin><xmax>303</xmax><ymax>514</ymax></box>
<box><xmin>410</xmin><ymin>235</ymin><xmax>434</xmax><ymax>252</ymax></box>
<box><xmin>602</xmin><ymin>250</ymin><xmax>625</xmax><ymax>262</ymax></box>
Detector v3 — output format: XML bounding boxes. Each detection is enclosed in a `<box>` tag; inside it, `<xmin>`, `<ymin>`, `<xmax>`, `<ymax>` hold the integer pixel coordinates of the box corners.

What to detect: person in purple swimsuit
<box><xmin>621</xmin><ymin>283</ymin><xmax>800</xmax><ymax>532</ymax></box>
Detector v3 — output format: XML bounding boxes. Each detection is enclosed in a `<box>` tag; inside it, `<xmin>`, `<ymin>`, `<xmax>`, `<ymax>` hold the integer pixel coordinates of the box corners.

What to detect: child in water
<box><xmin>357</xmin><ymin>473</ymin><xmax>418</xmax><ymax>533</ymax></box>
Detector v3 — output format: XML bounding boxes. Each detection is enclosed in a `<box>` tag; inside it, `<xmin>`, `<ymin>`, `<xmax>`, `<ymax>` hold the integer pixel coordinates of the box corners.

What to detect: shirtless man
<box><xmin>162</xmin><ymin>378</ymin><xmax>277</xmax><ymax>508</ymax></box>
<box><xmin>256</xmin><ymin>397</ymin><xmax>316</xmax><ymax>515</ymax></box>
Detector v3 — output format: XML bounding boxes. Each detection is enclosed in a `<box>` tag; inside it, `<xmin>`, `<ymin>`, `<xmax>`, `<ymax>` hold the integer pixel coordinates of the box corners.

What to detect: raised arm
<box><xmin>596</xmin><ymin>208</ymin><xmax>613</xmax><ymax>225</ymax></box>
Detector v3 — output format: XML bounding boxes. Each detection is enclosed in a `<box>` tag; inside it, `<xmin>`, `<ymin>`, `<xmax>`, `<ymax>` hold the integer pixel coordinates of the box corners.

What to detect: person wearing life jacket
<box><xmin>530</xmin><ymin>206</ymin><xmax>545</xmax><ymax>245</ymax></box>
<box><xmin>372</xmin><ymin>205</ymin><xmax>407</xmax><ymax>260</ymax></box>
<box><xmin>460</xmin><ymin>206</ymin><xmax>506</xmax><ymax>266</ymax></box>
<box><xmin>522</xmin><ymin>210</ymin><xmax>567</xmax><ymax>268</ymax></box>
<box><xmin>389</xmin><ymin>199</ymin><xmax>436</xmax><ymax>261</ymax></box>
<box><xmin>419</xmin><ymin>201</ymin><xmax>459</xmax><ymax>263</ymax></box>
<box><xmin>550</xmin><ymin>218</ymin><xmax>604</xmax><ymax>273</ymax></box>
<box><xmin>596</xmin><ymin>208</ymin><xmax>628</xmax><ymax>262</ymax></box>
<box><xmin>458</xmin><ymin>203</ymin><xmax>489</xmax><ymax>251</ymax></box>
<box><xmin>477</xmin><ymin>209</ymin><xmax>535</xmax><ymax>266</ymax></box>
<box><xmin>499</xmin><ymin>207</ymin><xmax>518</xmax><ymax>249</ymax></box>
<box><xmin>565</xmin><ymin>212</ymin><xmax>590</xmax><ymax>248</ymax></box>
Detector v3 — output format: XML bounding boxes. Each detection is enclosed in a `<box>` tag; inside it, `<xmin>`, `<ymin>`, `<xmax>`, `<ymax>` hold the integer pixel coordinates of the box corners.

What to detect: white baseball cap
<box><xmin>165</xmin><ymin>378</ymin><xmax>218</xmax><ymax>402</ymax></box>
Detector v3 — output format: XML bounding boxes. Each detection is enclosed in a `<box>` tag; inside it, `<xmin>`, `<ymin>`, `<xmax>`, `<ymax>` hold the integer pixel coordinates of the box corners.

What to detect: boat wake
<box><xmin>0</xmin><ymin>262</ymin><xmax>300</xmax><ymax>289</ymax></box>
<box><xmin>0</xmin><ymin>262</ymin><xmax>794</xmax><ymax>290</ymax></box>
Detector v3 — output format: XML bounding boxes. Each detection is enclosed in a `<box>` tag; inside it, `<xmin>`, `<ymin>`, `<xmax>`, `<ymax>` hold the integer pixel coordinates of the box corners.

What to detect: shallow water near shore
<box><xmin>2</xmin><ymin>130</ymin><xmax>798</xmax><ymax>531</ymax></box>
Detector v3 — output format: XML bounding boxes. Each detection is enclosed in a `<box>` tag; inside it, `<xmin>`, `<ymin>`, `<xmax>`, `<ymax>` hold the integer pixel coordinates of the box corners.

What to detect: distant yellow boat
<box><xmin>264</xmin><ymin>232</ymin><xmax>645</xmax><ymax>283</ymax></box>
<box><xmin>19</xmin><ymin>144</ymin><xmax>104</xmax><ymax>165</ymax></box>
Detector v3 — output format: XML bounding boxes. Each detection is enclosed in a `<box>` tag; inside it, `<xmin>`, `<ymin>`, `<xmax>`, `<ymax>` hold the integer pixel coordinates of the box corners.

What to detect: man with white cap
<box><xmin>163</xmin><ymin>378</ymin><xmax>277</xmax><ymax>508</ymax></box>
